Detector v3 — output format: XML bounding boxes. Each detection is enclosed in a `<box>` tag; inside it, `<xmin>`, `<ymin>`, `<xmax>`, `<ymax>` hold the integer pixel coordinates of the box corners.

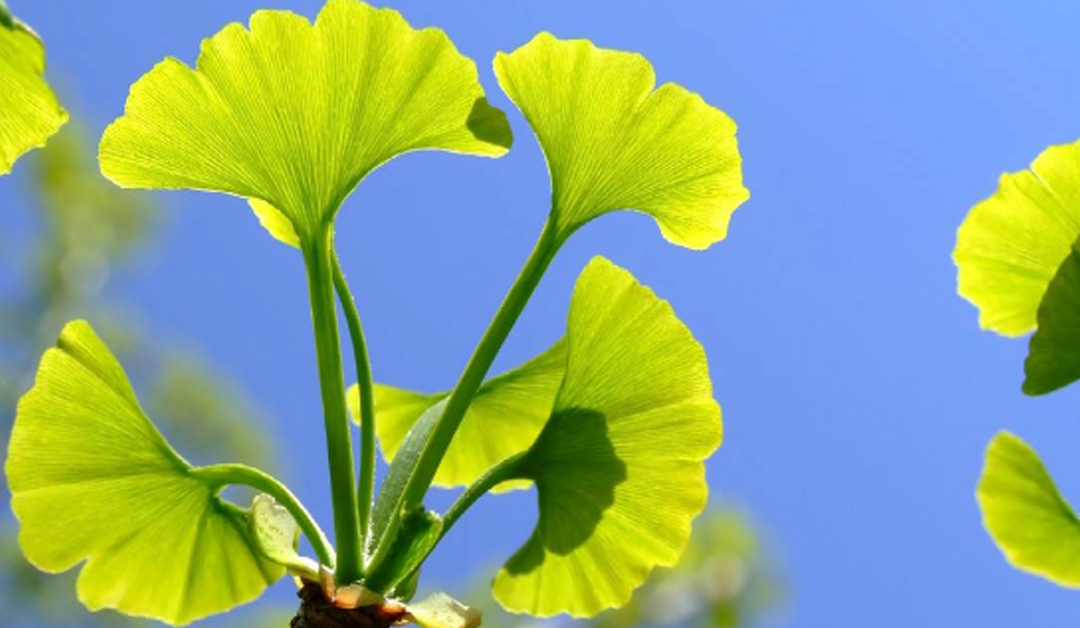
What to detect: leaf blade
<box><xmin>5</xmin><ymin>321</ymin><xmax>283</xmax><ymax>626</ymax></box>
<box><xmin>493</xmin><ymin>33</ymin><xmax>747</xmax><ymax>249</ymax></box>
<box><xmin>977</xmin><ymin>431</ymin><xmax>1080</xmax><ymax>588</ymax></box>
<box><xmin>492</xmin><ymin>257</ymin><xmax>722</xmax><ymax>617</ymax></box>
<box><xmin>99</xmin><ymin>0</ymin><xmax>511</xmax><ymax>243</ymax></box>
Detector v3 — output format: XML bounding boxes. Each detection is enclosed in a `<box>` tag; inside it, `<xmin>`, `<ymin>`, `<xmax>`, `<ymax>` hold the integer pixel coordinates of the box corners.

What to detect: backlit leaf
<box><xmin>249</xmin><ymin>494</ymin><xmax>320</xmax><ymax>581</ymax></box>
<box><xmin>348</xmin><ymin>338</ymin><xmax>566</xmax><ymax>491</ymax></box>
<box><xmin>955</xmin><ymin>140</ymin><xmax>1080</xmax><ymax>336</ymax></box>
<box><xmin>493</xmin><ymin>33</ymin><xmax>748</xmax><ymax>249</ymax></box>
<box><xmin>99</xmin><ymin>0</ymin><xmax>512</xmax><ymax>245</ymax></box>
<box><xmin>493</xmin><ymin>257</ymin><xmax>722</xmax><ymax>617</ymax></box>
<box><xmin>0</xmin><ymin>7</ymin><xmax>67</xmax><ymax>175</ymax></box>
<box><xmin>4</xmin><ymin>321</ymin><xmax>283</xmax><ymax>625</ymax></box>
<box><xmin>977</xmin><ymin>431</ymin><xmax>1080</xmax><ymax>588</ymax></box>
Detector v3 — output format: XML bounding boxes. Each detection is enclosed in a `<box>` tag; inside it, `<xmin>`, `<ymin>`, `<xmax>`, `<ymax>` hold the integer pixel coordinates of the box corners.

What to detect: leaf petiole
<box><xmin>332</xmin><ymin>253</ymin><xmax>376</xmax><ymax>551</ymax></box>
<box><xmin>303</xmin><ymin>230</ymin><xmax>364</xmax><ymax>584</ymax></box>
<box><xmin>193</xmin><ymin>463</ymin><xmax>336</xmax><ymax>569</ymax></box>
<box><xmin>366</xmin><ymin>220</ymin><xmax>560</xmax><ymax>577</ymax></box>
<box><xmin>440</xmin><ymin>452</ymin><xmax>527</xmax><ymax>539</ymax></box>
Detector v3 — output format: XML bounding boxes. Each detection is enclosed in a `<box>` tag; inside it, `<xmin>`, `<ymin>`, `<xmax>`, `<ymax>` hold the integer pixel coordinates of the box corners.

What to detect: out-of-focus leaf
<box><xmin>977</xmin><ymin>431</ymin><xmax>1080</xmax><ymax>588</ymax></box>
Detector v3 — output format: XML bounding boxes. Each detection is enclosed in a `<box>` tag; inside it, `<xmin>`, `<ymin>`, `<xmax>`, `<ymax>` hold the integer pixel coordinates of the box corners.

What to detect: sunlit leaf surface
<box><xmin>955</xmin><ymin>140</ymin><xmax>1080</xmax><ymax>337</ymax></box>
<box><xmin>0</xmin><ymin>5</ymin><xmax>67</xmax><ymax>175</ymax></box>
<box><xmin>5</xmin><ymin>321</ymin><xmax>283</xmax><ymax>625</ymax></box>
<box><xmin>99</xmin><ymin>0</ymin><xmax>511</xmax><ymax>245</ymax></box>
<box><xmin>493</xmin><ymin>257</ymin><xmax>722</xmax><ymax>617</ymax></box>
<box><xmin>348</xmin><ymin>338</ymin><xmax>566</xmax><ymax>491</ymax></box>
<box><xmin>977</xmin><ymin>431</ymin><xmax>1080</xmax><ymax>588</ymax></box>
<box><xmin>494</xmin><ymin>33</ymin><xmax>747</xmax><ymax>249</ymax></box>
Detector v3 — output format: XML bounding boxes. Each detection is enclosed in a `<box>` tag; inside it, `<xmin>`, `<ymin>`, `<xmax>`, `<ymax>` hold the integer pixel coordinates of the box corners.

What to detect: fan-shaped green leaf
<box><xmin>348</xmin><ymin>338</ymin><xmax>566</xmax><ymax>492</ymax></box>
<box><xmin>493</xmin><ymin>33</ymin><xmax>748</xmax><ymax>249</ymax></box>
<box><xmin>99</xmin><ymin>0</ymin><xmax>512</xmax><ymax>246</ymax></box>
<box><xmin>492</xmin><ymin>257</ymin><xmax>722</xmax><ymax>617</ymax></box>
<box><xmin>977</xmin><ymin>431</ymin><xmax>1080</xmax><ymax>587</ymax></box>
<box><xmin>0</xmin><ymin>7</ymin><xmax>67</xmax><ymax>175</ymax></box>
<box><xmin>955</xmin><ymin>140</ymin><xmax>1080</xmax><ymax>337</ymax></box>
<box><xmin>4</xmin><ymin>320</ymin><xmax>283</xmax><ymax>625</ymax></box>
<box><xmin>1024</xmin><ymin>242</ymin><xmax>1080</xmax><ymax>395</ymax></box>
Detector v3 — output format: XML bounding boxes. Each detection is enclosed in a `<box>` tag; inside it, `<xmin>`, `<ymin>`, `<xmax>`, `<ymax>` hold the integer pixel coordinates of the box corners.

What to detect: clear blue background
<box><xmin>5</xmin><ymin>0</ymin><xmax>1080</xmax><ymax>625</ymax></box>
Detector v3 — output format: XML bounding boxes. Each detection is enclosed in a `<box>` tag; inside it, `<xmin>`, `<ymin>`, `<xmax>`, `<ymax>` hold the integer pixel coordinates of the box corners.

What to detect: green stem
<box><xmin>440</xmin><ymin>452</ymin><xmax>528</xmax><ymax>538</ymax></box>
<box><xmin>303</xmin><ymin>232</ymin><xmax>363</xmax><ymax>585</ymax></box>
<box><xmin>194</xmin><ymin>463</ymin><xmax>335</xmax><ymax>568</ymax></box>
<box><xmin>398</xmin><ymin>221</ymin><xmax>559</xmax><ymax>519</ymax></box>
<box><xmin>331</xmin><ymin>253</ymin><xmax>376</xmax><ymax>553</ymax></box>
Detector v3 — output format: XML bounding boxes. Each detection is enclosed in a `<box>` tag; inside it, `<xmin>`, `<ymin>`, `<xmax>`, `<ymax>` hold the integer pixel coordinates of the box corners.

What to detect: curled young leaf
<box><xmin>494</xmin><ymin>33</ymin><xmax>748</xmax><ymax>249</ymax></box>
<box><xmin>407</xmin><ymin>592</ymin><xmax>482</xmax><ymax>628</ymax></box>
<box><xmin>977</xmin><ymin>431</ymin><xmax>1080</xmax><ymax>587</ymax></box>
<box><xmin>0</xmin><ymin>7</ymin><xmax>67</xmax><ymax>175</ymax></box>
<box><xmin>99</xmin><ymin>0</ymin><xmax>512</xmax><ymax>246</ymax></box>
<box><xmin>493</xmin><ymin>257</ymin><xmax>722</xmax><ymax>617</ymax></box>
<box><xmin>4</xmin><ymin>321</ymin><xmax>283</xmax><ymax>625</ymax></box>
<box><xmin>348</xmin><ymin>338</ymin><xmax>566</xmax><ymax>492</ymax></box>
<box><xmin>954</xmin><ymin>140</ymin><xmax>1080</xmax><ymax>337</ymax></box>
<box><xmin>249</xmin><ymin>494</ymin><xmax>321</xmax><ymax>581</ymax></box>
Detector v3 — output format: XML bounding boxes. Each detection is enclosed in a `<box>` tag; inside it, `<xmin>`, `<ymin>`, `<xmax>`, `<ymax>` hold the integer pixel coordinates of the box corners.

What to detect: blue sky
<box><xmin>5</xmin><ymin>0</ymin><xmax>1080</xmax><ymax>626</ymax></box>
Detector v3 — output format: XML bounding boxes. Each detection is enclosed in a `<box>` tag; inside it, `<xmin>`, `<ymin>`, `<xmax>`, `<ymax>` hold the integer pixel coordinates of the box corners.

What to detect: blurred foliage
<box><xmin>474</xmin><ymin>508</ymin><xmax>782</xmax><ymax>628</ymax></box>
<box><xmin>0</xmin><ymin>125</ymin><xmax>281</xmax><ymax>626</ymax></box>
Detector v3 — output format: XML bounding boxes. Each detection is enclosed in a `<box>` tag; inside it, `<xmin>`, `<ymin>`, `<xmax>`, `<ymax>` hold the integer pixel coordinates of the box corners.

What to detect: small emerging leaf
<box><xmin>1024</xmin><ymin>242</ymin><xmax>1080</xmax><ymax>394</ymax></box>
<box><xmin>955</xmin><ymin>140</ymin><xmax>1080</xmax><ymax>337</ymax></box>
<box><xmin>493</xmin><ymin>257</ymin><xmax>722</xmax><ymax>617</ymax></box>
<box><xmin>0</xmin><ymin>8</ymin><xmax>67</xmax><ymax>175</ymax></box>
<box><xmin>977</xmin><ymin>431</ymin><xmax>1080</xmax><ymax>588</ymax></box>
<box><xmin>408</xmin><ymin>593</ymin><xmax>482</xmax><ymax>628</ymax></box>
<box><xmin>99</xmin><ymin>0</ymin><xmax>512</xmax><ymax>245</ymax></box>
<box><xmin>348</xmin><ymin>338</ymin><xmax>566</xmax><ymax>491</ymax></box>
<box><xmin>4</xmin><ymin>321</ymin><xmax>283</xmax><ymax>625</ymax></box>
<box><xmin>249</xmin><ymin>494</ymin><xmax>321</xmax><ymax>581</ymax></box>
<box><xmin>494</xmin><ymin>33</ymin><xmax>748</xmax><ymax>249</ymax></box>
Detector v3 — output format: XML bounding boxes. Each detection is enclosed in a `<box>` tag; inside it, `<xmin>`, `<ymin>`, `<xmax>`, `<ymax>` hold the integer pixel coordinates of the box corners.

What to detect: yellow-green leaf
<box><xmin>0</xmin><ymin>8</ymin><xmax>67</xmax><ymax>175</ymax></box>
<box><xmin>493</xmin><ymin>33</ymin><xmax>748</xmax><ymax>249</ymax></box>
<box><xmin>977</xmin><ymin>431</ymin><xmax>1080</xmax><ymax>588</ymax></box>
<box><xmin>4</xmin><ymin>321</ymin><xmax>283</xmax><ymax>625</ymax></box>
<box><xmin>348</xmin><ymin>338</ymin><xmax>566</xmax><ymax>492</ymax></box>
<box><xmin>493</xmin><ymin>257</ymin><xmax>722</xmax><ymax>617</ymax></box>
<box><xmin>99</xmin><ymin>0</ymin><xmax>512</xmax><ymax>246</ymax></box>
<box><xmin>955</xmin><ymin>140</ymin><xmax>1080</xmax><ymax>337</ymax></box>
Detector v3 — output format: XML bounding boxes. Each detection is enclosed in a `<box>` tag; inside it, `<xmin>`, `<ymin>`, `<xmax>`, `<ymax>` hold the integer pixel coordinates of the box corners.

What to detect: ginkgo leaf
<box><xmin>977</xmin><ymin>431</ymin><xmax>1080</xmax><ymax>587</ymax></box>
<box><xmin>1024</xmin><ymin>243</ymin><xmax>1080</xmax><ymax>395</ymax></box>
<box><xmin>493</xmin><ymin>32</ymin><xmax>748</xmax><ymax>250</ymax></box>
<box><xmin>348</xmin><ymin>338</ymin><xmax>566</xmax><ymax>492</ymax></box>
<box><xmin>0</xmin><ymin>5</ymin><xmax>67</xmax><ymax>175</ymax></box>
<box><xmin>493</xmin><ymin>257</ymin><xmax>722</xmax><ymax>617</ymax></box>
<box><xmin>99</xmin><ymin>0</ymin><xmax>512</xmax><ymax>246</ymax></box>
<box><xmin>249</xmin><ymin>494</ymin><xmax>320</xmax><ymax>581</ymax></box>
<box><xmin>4</xmin><ymin>320</ymin><xmax>284</xmax><ymax>625</ymax></box>
<box><xmin>955</xmin><ymin>140</ymin><xmax>1080</xmax><ymax>337</ymax></box>
<box><xmin>408</xmin><ymin>592</ymin><xmax>482</xmax><ymax>628</ymax></box>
